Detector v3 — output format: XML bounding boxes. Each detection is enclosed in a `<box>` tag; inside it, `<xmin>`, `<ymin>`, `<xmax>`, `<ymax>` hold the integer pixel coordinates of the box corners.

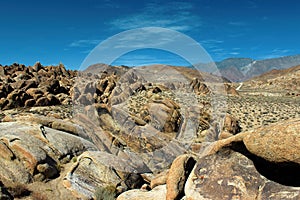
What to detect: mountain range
<box><xmin>196</xmin><ymin>54</ymin><xmax>300</xmax><ymax>82</ymax></box>
<box><xmin>82</xmin><ymin>54</ymin><xmax>300</xmax><ymax>84</ymax></box>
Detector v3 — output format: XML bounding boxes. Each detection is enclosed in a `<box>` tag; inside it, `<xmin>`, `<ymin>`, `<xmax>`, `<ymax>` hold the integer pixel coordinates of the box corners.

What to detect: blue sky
<box><xmin>1</xmin><ymin>0</ymin><xmax>300</xmax><ymax>69</ymax></box>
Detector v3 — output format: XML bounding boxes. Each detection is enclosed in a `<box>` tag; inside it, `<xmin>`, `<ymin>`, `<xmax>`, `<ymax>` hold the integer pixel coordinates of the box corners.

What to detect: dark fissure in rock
<box><xmin>231</xmin><ymin>142</ymin><xmax>300</xmax><ymax>187</ymax></box>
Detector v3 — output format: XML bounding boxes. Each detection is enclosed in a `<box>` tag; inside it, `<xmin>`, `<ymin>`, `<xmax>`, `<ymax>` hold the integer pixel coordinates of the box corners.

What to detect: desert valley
<box><xmin>0</xmin><ymin>56</ymin><xmax>300</xmax><ymax>200</ymax></box>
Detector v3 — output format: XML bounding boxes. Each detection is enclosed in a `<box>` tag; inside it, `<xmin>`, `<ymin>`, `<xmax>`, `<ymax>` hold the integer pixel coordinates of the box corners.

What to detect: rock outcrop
<box><xmin>186</xmin><ymin>148</ymin><xmax>300</xmax><ymax>200</ymax></box>
<box><xmin>0</xmin><ymin>63</ymin><xmax>74</xmax><ymax>110</ymax></box>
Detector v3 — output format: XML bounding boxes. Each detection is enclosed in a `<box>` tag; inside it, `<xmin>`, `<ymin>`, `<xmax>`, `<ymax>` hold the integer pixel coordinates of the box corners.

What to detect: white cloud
<box><xmin>210</xmin><ymin>48</ymin><xmax>224</xmax><ymax>52</ymax></box>
<box><xmin>79</xmin><ymin>27</ymin><xmax>215</xmax><ymax>69</ymax></box>
<box><xmin>108</xmin><ymin>1</ymin><xmax>201</xmax><ymax>31</ymax></box>
<box><xmin>200</xmin><ymin>39</ymin><xmax>224</xmax><ymax>51</ymax></box>
<box><xmin>69</xmin><ymin>40</ymin><xmax>101</xmax><ymax>47</ymax></box>
<box><xmin>100</xmin><ymin>27</ymin><xmax>185</xmax><ymax>49</ymax></box>
<box><xmin>229</xmin><ymin>52</ymin><xmax>240</xmax><ymax>55</ymax></box>
<box><xmin>201</xmin><ymin>39</ymin><xmax>224</xmax><ymax>45</ymax></box>
<box><xmin>271</xmin><ymin>48</ymin><xmax>291</xmax><ymax>54</ymax></box>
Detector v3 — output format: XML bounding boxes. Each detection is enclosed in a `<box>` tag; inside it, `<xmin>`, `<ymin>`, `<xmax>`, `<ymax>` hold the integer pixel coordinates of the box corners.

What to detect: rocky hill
<box><xmin>0</xmin><ymin>62</ymin><xmax>76</xmax><ymax>110</ymax></box>
<box><xmin>242</xmin><ymin>64</ymin><xmax>300</xmax><ymax>96</ymax></box>
<box><xmin>0</xmin><ymin>62</ymin><xmax>300</xmax><ymax>199</ymax></box>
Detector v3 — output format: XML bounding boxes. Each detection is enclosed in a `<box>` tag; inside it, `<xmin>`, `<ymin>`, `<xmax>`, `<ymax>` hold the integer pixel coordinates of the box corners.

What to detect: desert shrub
<box><xmin>94</xmin><ymin>185</ymin><xmax>116</xmax><ymax>200</ymax></box>
<box><xmin>72</xmin><ymin>156</ymin><xmax>77</xmax><ymax>163</ymax></box>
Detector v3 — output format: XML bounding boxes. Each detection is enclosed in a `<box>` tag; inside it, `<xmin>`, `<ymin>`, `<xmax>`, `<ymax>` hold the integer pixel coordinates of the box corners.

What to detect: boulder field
<box><xmin>0</xmin><ymin>63</ymin><xmax>299</xmax><ymax>199</ymax></box>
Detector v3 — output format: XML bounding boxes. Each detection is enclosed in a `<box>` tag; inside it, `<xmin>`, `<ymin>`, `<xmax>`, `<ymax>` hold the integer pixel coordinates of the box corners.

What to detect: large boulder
<box><xmin>142</xmin><ymin>98</ymin><xmax>181</xmax><ymax>133</ymax></box>
<box><xmin>166</xmin><ymin>154</ymin><xmax>196</xmax><ymax>200</ymax></box>
<box><xmin>63</xmin><ymin>151</ymin><xmax>147</xmax><ymax>199</ymax></box>
<box><xmin>117</xmin><ymin>185</ymin><xmax>167</xmax><ymax>200</ymax></box>
<box><xmin>242</xmin><ymin>118</ymin><xmax>300</xmax><ymax>164</ymax></box>
<box><xmin>206</xmin><ymin>118</ymin><xmax>300</xmax><ymax>165</ymax></box>
<box><xmin>222</xmin><ymin>114</ymin><xmax>241</xmax><ymax>135</ymax></box>
<box><xmin>189</xmin><ymin>78</ymin><xmax>210</xmax><ymax>95</ymax></box>
<box><xmin>185</xmin><ymin>149</ymin><xmax>300</xmax><ymax>200</ymax></box>
<box><xmin>0</xmin><ymin>121</ymin><xmax>97</xmax><ymax>183</ymax></box>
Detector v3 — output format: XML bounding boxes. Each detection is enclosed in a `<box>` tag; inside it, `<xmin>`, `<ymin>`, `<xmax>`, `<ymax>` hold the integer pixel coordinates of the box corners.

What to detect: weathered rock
<box><xmin>124</xmin><ymin>173</ymin><xmax>145</xmax><ymax>189</ymax></box>
<box><xmin>0</xmin><ymin>181</ymin><xmax>12</xmax><ymax>200</ymax></box>
<box><xmin>225</xmin><ymin>83</ymin><xmax>239</xmax><ymax>96</ymax></box>
<box><xmin>0</xmin><ymin>63</ymin><xmax>75</xmax><ymax>110</ymax></box>
<box><xmin>26</xmin><ymin>88</ymin><xmax>44</xmax><ymax>100</ymax></box>
<box><xmin>33</xmin><ymin>61</ymin><xmax>43</xmax><ymax>72</ymax></box>
<box><xmin>47</xmin><ymin>93</ymin><xmax>60</xmax><ymax>105</ymax></box>
<box><xmin>56</xmin><ymin>93</ymin><xmax>69</xmax><ymax>103</ymax></box>
<box><xmin>0</xmin><ymin>66</ymin><xmax>5</xmax><ymax>76</ymax></box>
<box><xmin>190</xmin><ymin>78</ymin><xmax>210</xmax><ymax>95</ymax></box>
<box><xmin>205</xmin><ymin>118</ymin><xmax>300</xmax><ymax>165</ymax></box>
<box><xmin>152</xmin><ymin>86</ymin><xmax>162</xmax><ymax>94</ymax></box>
<box><xmin>117</xmin><ymin>185</ymin><xmax>167</xmax><ymax>200</ymax></box>
<box><xmin>223</xmin><ymin>114</ymin><xmax>241</xmax><ymax>135</ymax></box>
<box><xmin>150</xmin><ymin>170</ymin><xmax>168</xmax><ymax>189</ymax></box>
<box><xmin>64</xmin><ymin>151</ymin><xmax>147</xmax><ymax>199</ymax></box>
<box><xmin>78</xmin><ymin>94</ymin><xmax>93</xmax><ymax>105</ymax></box>
<box><xmin>24</xmin><ymin>99</ymin><xmax>36</xmax><ymax>107</ymax></box>
<box><xmin>242</xmin><ymin>118</ymin><xmax>300</xmax><ymax>164</ymax></box>
<box><xmin>144</xmin><ymin>99</ymin><xmax>181</xmax><ymax>133</ymax></box>
<box><xmin>0</xmin><ymin>121</ymin><xmax>97</xmax><ymax>184</ymax></box>
<box><xmin>166</xmin><ymin>154</ymin><xmax>196</xmax><ymax>200</ymax></box>
<box><xmin>0</xmin><ymin>85</ymin><xmax>13</xmax><ymax>98</ymax></box>
<box><xmin>51</xmin><ymin>120</ymin><xmax>83</xmax><ymax>136</ymax></box>
<box><xmin>35</xmin><ymin>96</ymin><xmax>49</xmax><ymax>106</ymax></box>
<box><xmin>58</xmin><ymin>63</ymin><xmax>70</xmax><ymax>77</ymax></box>
<box><xmin>185</xmin><ymin>148</ymin><xmax>300</xmax><ymax>200</ymax></box>
<box><xmin>47</xmin><ymin>79</ymin><xmax>61</xmax><ymax>94</ymax></box>
<box><xmin>36</xmin><ymin>163</ymin><xmax>58</xmax><ymax>179</ymax></box>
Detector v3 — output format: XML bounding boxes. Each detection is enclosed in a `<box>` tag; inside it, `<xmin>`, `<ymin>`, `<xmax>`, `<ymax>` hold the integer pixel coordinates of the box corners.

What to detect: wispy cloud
<box><xmin>229</xmin><ymin>52</ymin><xmax>240</xmax><ymax>55</ymax></box>
<box><xmin>95</xmin><ymin>0</ymin><xmax>120</xmax><ymax>9</ymax></box>
<box><xmin>107</xmin><ymin>28</ymin><xmax>183</xmax><ymax>49</ymax></box>
<box><xmin>228</xmin><ymin>21</ymin><xmax>247</xmax><ymax>26</ymax></box>
<box><xmin>200</xmin><ymin>39</ymin><xmax>224</xmax><ymax>49</ymax></box>
<box><xmin>259</xmin><ymin>48</ymin><xmax>293</xmax><ymax>59</ymax></box>
<box><xmin>69</xmin><ymin>40</ymin><xmax>101</xmax><ymax>47</ymax></box>
<box><xmin>210</xmin><ymin>48</ymin><xmax>224</xmax><ymax>52</ymax></box>
<box><xmin>247</xmin><ymin>0</ymin><xmax>258</xmax><ymax>9</ymax></box>
<box><xmin>271</xmin><ymin>48</ymin><xmax>291</xmax><ymax>54</ymax></box>
<box><xmin>206</xmin><ymin>48</ymin><xmax>242</xmax><ymax>61</ymax></box>
<box><xmin>111</xmin><ymin>54</ymin><xmax>175</xmax><ymax>66</ymax></box>
<box><xmin>108</xmin><ymin>1</ymin><xmax>201</xmax><ymax>31</ymax></box>
<box><xmin>79</xmin><ymin>27</ymin><xmax>215</xmax><ymax>68</ymax></box>
<box><xmin>201</xmin><ymin>39</ymin><xmax>224</xmax><ymax>45</ymax></box>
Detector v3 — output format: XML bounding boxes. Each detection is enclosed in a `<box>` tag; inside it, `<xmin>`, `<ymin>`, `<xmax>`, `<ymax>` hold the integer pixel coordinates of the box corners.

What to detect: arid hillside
<box><xmin>242</xmin><ymin>64</ymin><xmax>300</xmax><ymax>96</ymax></box>
<box><xmin>0</xmin><ymin>62</ymin><xmax>300</xmax><ymax>200</ymax></box>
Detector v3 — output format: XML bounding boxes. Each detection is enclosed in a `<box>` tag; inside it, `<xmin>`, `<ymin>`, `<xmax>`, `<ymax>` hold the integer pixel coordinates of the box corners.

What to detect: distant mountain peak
<box><xmin>215</xmin><ymin>54</ymin><xmax>300</xmax><ymax>82</ymax></box>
